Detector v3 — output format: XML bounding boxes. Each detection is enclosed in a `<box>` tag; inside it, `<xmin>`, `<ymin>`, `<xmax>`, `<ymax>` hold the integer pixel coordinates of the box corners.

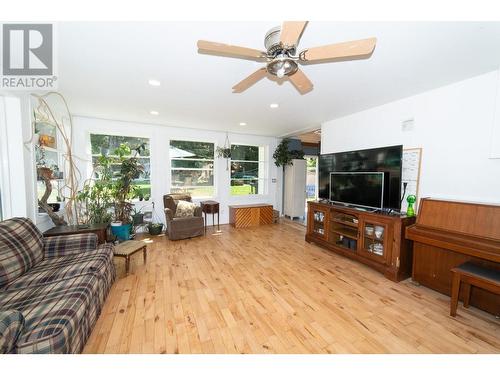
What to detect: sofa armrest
<box><xmin>164</xmin><ymin>208</ymin><xmax>174</xmax><ymax>221</ymax></box>
<box><xmin>0</xmin><ymin>310</ymin><xmax>25</xmax><ymax>354</ymax></box>
<box><xmin>43</xmin><ymin>233</ymin><xmax>98</xmax><ymax>258</ymax></box>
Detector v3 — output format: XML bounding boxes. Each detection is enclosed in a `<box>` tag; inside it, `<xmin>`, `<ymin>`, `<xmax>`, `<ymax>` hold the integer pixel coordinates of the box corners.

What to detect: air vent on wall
<box><xmin>401</xmin><ymin>118</ymin><xmax>415</xmax><ymax>131</ymax></box>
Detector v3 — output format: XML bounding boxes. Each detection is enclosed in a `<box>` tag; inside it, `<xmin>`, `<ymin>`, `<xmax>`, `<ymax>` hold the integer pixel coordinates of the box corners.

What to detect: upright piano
<box><xmin>406</xmin><ymin>198</ymin><xmax>500</xmax><ymax>315</ymax></box>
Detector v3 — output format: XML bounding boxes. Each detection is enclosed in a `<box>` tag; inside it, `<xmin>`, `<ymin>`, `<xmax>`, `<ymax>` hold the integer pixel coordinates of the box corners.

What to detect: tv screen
<box><xmin>330</xmin><ymin>172</ymin><xmax>384</xmax><ymax>209</ymax></box>
<box><xmin>318</xmin><ymin>145</ymin><xmax>402</xmax><ymax>210</ymax></box>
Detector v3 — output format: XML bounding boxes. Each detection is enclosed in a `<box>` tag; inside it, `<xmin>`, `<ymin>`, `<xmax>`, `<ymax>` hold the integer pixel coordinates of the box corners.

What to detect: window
<box><xmin>230</xmin><ymin>144</ymin><xmax>266</xmax><ymax>195</ymax></box>
<box><xmin>170</xmin><ymin>140</ymin><xmax>215</xmax><ymax>197</ymax></box>
<box><xmin>90</xmin><ymin>134</ymin><xmax>151</xmax><ymax>197</ymax></box>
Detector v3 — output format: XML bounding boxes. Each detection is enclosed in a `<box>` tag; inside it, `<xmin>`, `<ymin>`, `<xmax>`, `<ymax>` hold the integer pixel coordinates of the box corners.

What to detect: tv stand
<box><xmin>306</xmin><ymin>201</ymin><xmax>416</xmax><ymax>282</ymax></box>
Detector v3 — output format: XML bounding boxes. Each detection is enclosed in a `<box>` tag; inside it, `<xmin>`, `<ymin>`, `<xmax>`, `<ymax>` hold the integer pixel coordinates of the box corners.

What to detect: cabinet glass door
<box><xmin>312</xmin><ymin>210</ymin><xmax>325</xmax><ymax>236</ymax></box>
<box><xmin>361</xmin><ymin>221</ymin><xmax>387</xmax><ymax>260</ymax></box>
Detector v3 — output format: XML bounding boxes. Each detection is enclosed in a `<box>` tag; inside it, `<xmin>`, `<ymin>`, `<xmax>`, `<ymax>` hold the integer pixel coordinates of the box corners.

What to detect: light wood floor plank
<box><xmin>84</xmin><ymin>222</ymin><xmax>500</xmax><ymax>354</ymax></box>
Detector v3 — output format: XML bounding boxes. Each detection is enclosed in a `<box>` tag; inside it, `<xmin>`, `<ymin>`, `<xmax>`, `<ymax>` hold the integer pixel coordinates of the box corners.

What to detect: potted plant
<box><xmin>131</xmin><ymin>207</ymin><xmax>144</xmax><ymax>225</ymax></box>
<box><xmin>36</xmin><ymin>145</ymin><xmax>54</xmax><ymax>180</ymax></box>
<box><xmin>148</xmin><ymin>222</ymin><xmax>164</xmax><ymax>235</ymax></box>
<box><xmin>216</xmin><ymin>133</ymin><xmax>232</xmax><ymax>170</ymax></box>
<box><xmin>110</xmin><ymin>143</ymin><xmax>144</xmax><ymax>241</ymax></box>
<box><xmin>272</xmin><ymin>138</ymin><xmax>305</xmax><ymax>169</ymax></box>
<box><xmin>77</xmin><ymin>153</ymin><xmax>114</xmax><ymax>225</ymax></box>
<box><xmin>273</xmin><ymin>138</ymin><xmax>305</xmax><ymax>213</ymax></box>
<box><xmin>216</xmin><ymin>146</ymin><xmax>231</xmax><ymax>159</ymax></box>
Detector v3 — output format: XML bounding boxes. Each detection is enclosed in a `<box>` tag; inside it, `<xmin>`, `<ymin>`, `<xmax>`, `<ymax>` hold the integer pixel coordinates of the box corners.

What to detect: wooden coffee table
<box><xmin>113</xmin><ymin>240</ymin><xmax>147</xmax><ymax>275</ymax></box>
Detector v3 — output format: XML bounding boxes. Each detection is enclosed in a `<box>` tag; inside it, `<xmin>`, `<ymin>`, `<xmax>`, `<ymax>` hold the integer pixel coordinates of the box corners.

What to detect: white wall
<box><xmin>72</xmin><ymin>116</ymin><xmax>282</xmax><ymax>225</ymax></box>
<box><xmin>321</xmin><ymin>69</ymin><xmax>500</xmax><ymax>206</ymax></box>
<box><xmin>0</xmin><ymin>96</ymin><xmax>29</xmax><ymax>218</ymax></box>
<box><xmin>490</xmin><ymin>69</ymin><xmax>500</xmax><ymax>158</ymax></box>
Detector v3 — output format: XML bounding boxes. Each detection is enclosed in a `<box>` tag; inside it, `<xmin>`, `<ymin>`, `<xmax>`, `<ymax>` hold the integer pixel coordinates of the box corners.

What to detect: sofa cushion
<box><xmin>0</xmin><ymin>310</ymin><xmax>25</xmax><ymax>354</ymax></box>
<box><xmin>175</xmin><ymin>200</ymin><xmax>197</xmax><ymax>218</ymax></box>
<box><xmin>43</xmin><ymin>233</ymin><xmax>98</xmax><ymax>258</ymax></box>
<box><xmin>3</xmin><ymin>247</ymin><xmax>113</xmax><ymax>292</ymax></box>
<box><xmin>0</xmin><ymin>218</ymin><xmax>44</xmax><ymax>288</ymax></box>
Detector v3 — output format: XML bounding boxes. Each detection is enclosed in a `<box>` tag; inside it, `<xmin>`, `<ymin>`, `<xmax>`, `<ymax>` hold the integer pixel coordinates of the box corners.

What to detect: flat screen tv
<box><xmin>330</xmin><ymin>172</ymin><xmax>384</xmax><ymax>210</ymax></box>
<box><xmin>318</xmin><ymin>145</ymin><xmax>402</xmax><ymax>210</ymax></box>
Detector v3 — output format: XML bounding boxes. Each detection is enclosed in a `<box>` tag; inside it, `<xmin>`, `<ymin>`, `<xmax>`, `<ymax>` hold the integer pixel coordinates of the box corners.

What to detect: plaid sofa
<box><xmin>0</xmin><ymin>218</ymin><xmax>115</xmax><ymax>354</ymax></box>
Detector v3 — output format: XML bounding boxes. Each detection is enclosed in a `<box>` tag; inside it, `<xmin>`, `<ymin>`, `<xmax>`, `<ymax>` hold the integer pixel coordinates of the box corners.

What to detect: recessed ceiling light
<box><xmin>270</xmin><ymin>103</ymin><xmax>279</xmax><ymax>109</ymax></box>
<box><xmin>148</xmin><ymin>79</ymin><xmax>161</xmax><ymax>86</ymax></box>
<box><xmin>150</xmin><ymin>110</ymin><xmax>159</xmax><ymax>115</ymax></box>
<box><xmin>239</xmin><ymin>122</ymin><xmax>247</xmax><ymax>126</ymax></box>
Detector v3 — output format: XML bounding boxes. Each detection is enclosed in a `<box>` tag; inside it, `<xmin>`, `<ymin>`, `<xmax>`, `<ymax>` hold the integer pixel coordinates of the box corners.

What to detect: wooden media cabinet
<box><xmin>305</xmin><ymin>201</ymin><xmax>416</xmax><ymax>282</ymax></box>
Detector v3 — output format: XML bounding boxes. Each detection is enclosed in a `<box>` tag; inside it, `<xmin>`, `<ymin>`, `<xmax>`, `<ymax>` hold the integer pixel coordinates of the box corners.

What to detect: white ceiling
<box><xmin>58</xmin><ymin>22</ymin><xmax>500</xmax><ymax>137</ymax></box>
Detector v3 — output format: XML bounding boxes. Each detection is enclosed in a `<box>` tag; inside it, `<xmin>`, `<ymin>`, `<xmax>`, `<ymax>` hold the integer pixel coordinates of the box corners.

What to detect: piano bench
<box><xmin>450</xmin><ymin>262</ymin><xmax>500</xmax><ymax>317</ymax></box>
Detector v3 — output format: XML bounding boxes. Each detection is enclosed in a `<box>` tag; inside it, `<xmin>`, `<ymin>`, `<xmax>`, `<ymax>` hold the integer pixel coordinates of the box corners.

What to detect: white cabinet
<box><xmin>284</xmin><ymin>159</ymin><xmax>307</xmax><ymax>219</ymax></box>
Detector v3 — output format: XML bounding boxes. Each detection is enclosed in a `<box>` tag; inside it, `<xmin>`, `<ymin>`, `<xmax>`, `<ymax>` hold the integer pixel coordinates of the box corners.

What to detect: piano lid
<box><xmin>416</xmin><ymin>198</ymin><xmax>500</xmax><ymax>241</ymax></box>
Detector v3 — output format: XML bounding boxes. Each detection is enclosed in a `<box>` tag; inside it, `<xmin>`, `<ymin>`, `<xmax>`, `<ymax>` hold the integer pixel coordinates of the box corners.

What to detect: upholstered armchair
<box><xmin>163</xmin><ymin>194</ymin><xmax>204</xmax><ymax>240</ymax></box>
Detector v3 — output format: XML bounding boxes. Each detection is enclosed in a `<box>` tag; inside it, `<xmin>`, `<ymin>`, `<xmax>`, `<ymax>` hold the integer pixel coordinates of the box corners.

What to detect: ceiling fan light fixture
<box><xmin>266</xmin><ymin>57</ymin><xmax>297</xmax><ymax>78</ymax></box>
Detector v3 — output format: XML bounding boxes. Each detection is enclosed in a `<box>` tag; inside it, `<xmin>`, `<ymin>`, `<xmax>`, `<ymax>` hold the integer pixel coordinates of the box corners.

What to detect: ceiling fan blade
<box><xmin>300</xmin><ymin>37</ymin><xmax>377</xmax><ymax>63</ymax></box>
<box><xmin>280</xmin><ymin>21</ymin><xmax>308</xmax><ymax>48</ymax></box>
<box><xmin>232</xmin><ymin>68</ymin><xmax>268</xmax><ymax>93</ymax></box>
<box><xmin>288</xmin><ymin>68</ymin><xmax>313</xmax><ymax>95</ymax></box>
<box><xmin>197</xmin><ymin>40</ymin><xmax>267</xmax><ymax>61</ymax></box>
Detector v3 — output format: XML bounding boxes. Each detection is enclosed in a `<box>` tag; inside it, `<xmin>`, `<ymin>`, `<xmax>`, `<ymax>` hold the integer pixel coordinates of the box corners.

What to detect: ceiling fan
<box><xmin>197</xmin><ymin>22</ymin><xmax>377</xmax><ymax>95</ymax></box>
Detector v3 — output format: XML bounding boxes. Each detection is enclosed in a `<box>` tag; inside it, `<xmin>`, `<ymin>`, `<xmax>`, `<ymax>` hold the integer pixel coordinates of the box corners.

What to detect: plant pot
<box><xmin>132</xmin><ymin>213</ymin><xmax>144</xmax><ymax>225</ymax></box>
<box><xmin>111</xmin><ymin>223</ymin><xmax>131</xmax><ymax>241</ymax></box>
<box><xmin>148</xmin><ymin>223</ymin><xmax>163</xmax><ymax>235</ymax></box>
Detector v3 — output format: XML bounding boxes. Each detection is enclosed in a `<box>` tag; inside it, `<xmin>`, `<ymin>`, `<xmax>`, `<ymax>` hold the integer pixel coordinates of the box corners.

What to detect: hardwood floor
<box><xmin>83</xmin><ymin>221</ymin><xmax>500</xmax><ymax>354</ymax></box>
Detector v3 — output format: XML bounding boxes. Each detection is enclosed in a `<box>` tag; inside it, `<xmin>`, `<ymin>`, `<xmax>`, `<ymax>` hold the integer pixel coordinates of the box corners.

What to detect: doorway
<box><xmin>304</xmin><ymin>155</ymin><xmax>318</xmax><ymax>225</ymax></box>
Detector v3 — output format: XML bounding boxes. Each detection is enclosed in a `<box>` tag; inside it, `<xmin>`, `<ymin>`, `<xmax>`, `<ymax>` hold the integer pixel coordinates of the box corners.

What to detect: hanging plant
<box><xmin>216</xmin><ymin>133</ymin><xmax>232</xmax><ymax>170</ymax></box>
<box><xmin>216</xmin><ymin>146</ymin><xmax>231</xmax><ymax>159</ymax></box>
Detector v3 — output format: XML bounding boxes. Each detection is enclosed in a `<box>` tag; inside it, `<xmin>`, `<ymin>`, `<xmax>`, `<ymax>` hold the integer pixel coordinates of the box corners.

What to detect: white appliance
<box><xmin>284</xmin><ymin>159</ymin><xmax>307</xmax><ymax>219</ymax></box>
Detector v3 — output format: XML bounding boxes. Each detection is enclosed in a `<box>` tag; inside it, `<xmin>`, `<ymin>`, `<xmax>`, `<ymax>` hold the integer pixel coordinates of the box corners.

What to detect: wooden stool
<box><xmin>113</xmin><ymin>240</ymin><xmax>147</xmax><ymax>275</ymax></box>
<box><xmin>450</xmin><ymin>262</ymin><xmax>500</xmax><ymax>317</ymax></box>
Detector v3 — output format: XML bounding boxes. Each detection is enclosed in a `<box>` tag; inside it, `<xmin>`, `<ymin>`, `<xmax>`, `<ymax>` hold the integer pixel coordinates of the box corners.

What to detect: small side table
<box><xmin>200</xmin><ymin>200</ymin><xmax>220</xmax><ymax>234</ymax></box>
<box><xmin>43</xmin><ymin>223</ymin><xmax>108</xmax><ymax>244</ymax></box>
<box><xmin>113</xmin><ymin>240</ymin><xmax>147</xmax><ymax>275</ymax></box>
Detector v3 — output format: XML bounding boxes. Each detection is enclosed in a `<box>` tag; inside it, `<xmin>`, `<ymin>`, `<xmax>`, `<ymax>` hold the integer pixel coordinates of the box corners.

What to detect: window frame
<box><xmin>230</xmin><ymin>143</ymin><xmax>267</xmax><ymax>196</ymax></box>
<box><xmin>169</xmin><ymin>139</ymin><xmax>216</xmax><ymax>199</ymax></box>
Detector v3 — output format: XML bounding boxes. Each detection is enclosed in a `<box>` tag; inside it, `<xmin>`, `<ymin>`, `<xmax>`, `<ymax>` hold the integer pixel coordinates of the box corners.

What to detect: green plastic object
<box><xmin>406</xmin><ymin>195</ymin><xmax>417</xmax><ymax>217</ymax></box>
